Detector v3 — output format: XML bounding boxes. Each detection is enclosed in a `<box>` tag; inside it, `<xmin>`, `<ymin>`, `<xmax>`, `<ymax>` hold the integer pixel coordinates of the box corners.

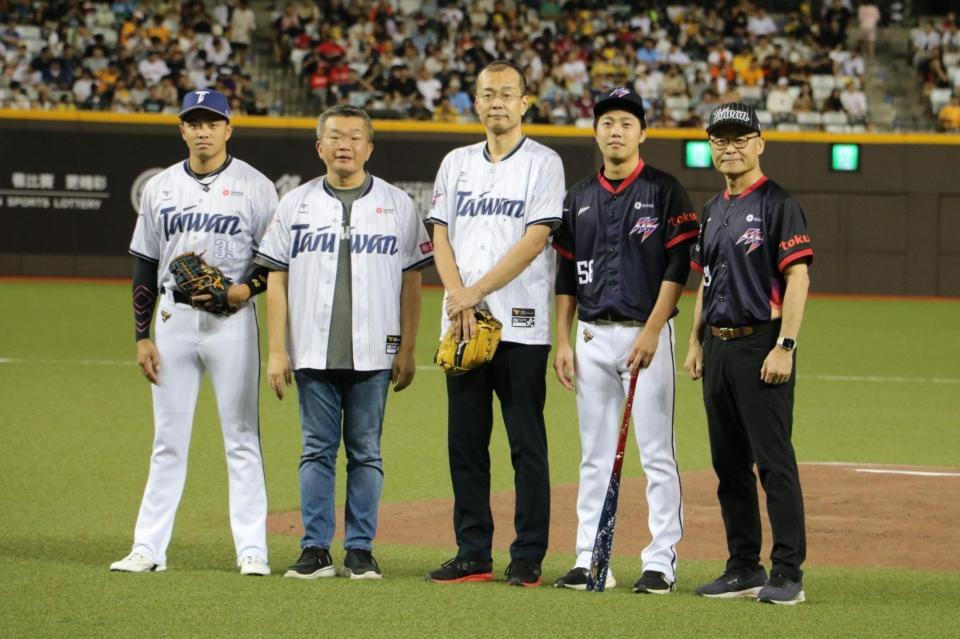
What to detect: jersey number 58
<box><xmin>577</xmin><ymin>260</ymin><xmax>593</xmax><ymax>284</ymax></box>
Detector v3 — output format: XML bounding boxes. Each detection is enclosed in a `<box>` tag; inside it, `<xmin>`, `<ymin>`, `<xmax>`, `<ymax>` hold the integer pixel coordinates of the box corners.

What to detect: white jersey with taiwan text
<box><xmin>256</xmin><ymin>175</ymin><xmax>433</xmax><ymax>371</ymax></box>
<box><xmin>428</xmin><ymin>137</ymin><xmax>565</xmax><ymax>345</ymax></box>
<box><xmin>129</xmin><ymin>157</ymin><xmax>279</xmax><ymax>288</ymax></box>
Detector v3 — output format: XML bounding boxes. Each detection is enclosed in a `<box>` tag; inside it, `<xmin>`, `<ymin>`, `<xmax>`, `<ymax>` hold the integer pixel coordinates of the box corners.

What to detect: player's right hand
<box><xmin>554</xmin><ymin>342</ymin><xmax>575</xmax><ymax>390</ymax></box>
<box><xmin>136</xmin><ymin>338</ymin><xmax>160</xmax><ymax>385</ymax></box>
<box><xmin>267</xmin><ymin>350</ymin><xmax>292</xmax><ymax>400</ymax></box>
<box><xmin>683</xmin><ymin>341</ymin><xmax>703</xmax><ymax>380</ymax></box>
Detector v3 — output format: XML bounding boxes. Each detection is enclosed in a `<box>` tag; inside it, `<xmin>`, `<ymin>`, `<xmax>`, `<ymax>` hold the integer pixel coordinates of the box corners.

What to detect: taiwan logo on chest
<box><xmin>455</xmin><ymin>189</ymin><xmax>526</xmax><ymax>219</ymax></box>
<box><xmin>291</xmin><ymin>223</ymin><xmax>399</xmax><ymax>258</ymax></box>
<box><xmin>159</xmin><ymin>205</ymin><xmax>243</xmax><ymax>240</ymax></box>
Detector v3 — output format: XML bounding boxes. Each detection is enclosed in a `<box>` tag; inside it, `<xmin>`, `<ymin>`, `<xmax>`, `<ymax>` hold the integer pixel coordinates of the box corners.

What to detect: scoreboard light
<box><xmin>684</xmin><ymin>140</ymin><xmax>713</xmax><ymax>169</ymax></box>
<box><xmin>830</xmin><ymin>143</ymin><xmax>861</xmax><ymax>172</ymax></box>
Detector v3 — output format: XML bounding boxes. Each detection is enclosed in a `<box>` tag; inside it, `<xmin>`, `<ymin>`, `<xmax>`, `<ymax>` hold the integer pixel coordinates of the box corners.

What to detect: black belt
<box><xmin>589</xmin><ymin>312</ymin><xmax>644</xmax><ymax>327</ymax></box>
<box><xmin>164</xmin><ymin>286</ymin><xmax>193</xmax><ymax>305</ymax></box>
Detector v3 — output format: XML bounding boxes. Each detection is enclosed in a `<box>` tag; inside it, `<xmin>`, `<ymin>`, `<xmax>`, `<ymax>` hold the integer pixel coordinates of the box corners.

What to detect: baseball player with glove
<box><xmin>425</xmin><ymin>60</ymin><xmax>565</xmax><ymax>587</ymax></box>
<box><xmin>111</xmin><ymin>89</ymin><xmax>278</xmax><ymax>575</ymax></box>
<box><xmin>553</xmin><ymin>88</ymin><xmax>698</xmax><ymax>594</ymax></box>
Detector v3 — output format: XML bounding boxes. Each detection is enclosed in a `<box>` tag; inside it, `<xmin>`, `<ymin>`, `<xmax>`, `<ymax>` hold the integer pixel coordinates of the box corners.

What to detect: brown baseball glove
<box><xmin>434</xmin><ymin>310</ymin><xmax>502</xmax><ymax>375</ymax></box>
<box><xmin>169</xmin><ymin>252</ymin><xmax>235</xmax><ymax>316</ymax></box>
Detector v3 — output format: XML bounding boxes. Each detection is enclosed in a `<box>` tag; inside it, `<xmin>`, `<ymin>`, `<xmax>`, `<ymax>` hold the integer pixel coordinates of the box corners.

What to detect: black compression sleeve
<box><xmin>133</xmin><ymin>256</ymin><xmax>159</xmax><ymax>341</ymax></box>
<box><xmin>241</xmin><ymin>263</ymin><xmax>270</xmax><ymax>298</ymax></box>
<box><xmin>555</xmin><ymin>254</ymin><xmax>578</xmax><ymax>296</ymax></box>
<box><xmin>663</xmin><ymin>241</ymin><xmax>692</xmax><ymax>285</ymax></box>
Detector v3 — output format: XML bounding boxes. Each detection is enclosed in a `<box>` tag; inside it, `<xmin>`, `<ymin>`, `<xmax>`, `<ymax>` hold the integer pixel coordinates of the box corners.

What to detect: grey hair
<box><xmin>316</xmin><ymin>104</ymin><xmax>374</xmax><ymax>141</ymax></box>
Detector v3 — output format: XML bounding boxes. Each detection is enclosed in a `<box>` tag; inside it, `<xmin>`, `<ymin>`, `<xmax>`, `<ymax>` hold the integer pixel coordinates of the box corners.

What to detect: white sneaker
<box><xmin>239</xmin><ymin>555</ymin><xmax>271</xmax><ymax>576</ymax></box>
<box><xmin>110</xmin><ymin>552</ymin><xmax>166</xmax><ymax>573</ymax></box>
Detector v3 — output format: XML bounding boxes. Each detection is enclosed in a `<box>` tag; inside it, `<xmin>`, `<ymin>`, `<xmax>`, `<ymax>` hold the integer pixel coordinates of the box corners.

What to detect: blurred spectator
<box><xmin>415</xmin><ymin>66</ymin><xmax>442</xmax><ymax>111</ymax></box>
<box><xmin>408</xmin><ymin>93</ymin><xmax>432</xmax><ymax>120</ymax></box>
<box><xmin>840</xmin><ymin>79</ymin><xmax>868</xmax><ymax>120</ymax></box>
<box><xmin>230</xmin><ymin>0</ymin><xmax>257</xmax><ymax>56</ymax></box>
<box><xmin>857</xmin><ymin>3</ymin><xmax>880</xmax><ymax>58</ymax></box>
<box><xmin>793</xmin><ymin>85</ymin><xmax>815</xmax><ymax>112</ymax></box>
<box><xmin>141</xmin><ymin>84</ymin><xmax>166</xmax><ymax>112</ymax></box>
<box><xmin>766</xmin><ymin>77</ymin><xmax>796</xmax><ymax>119</ymax></box>
<box><xmin>138</xmin><ymin>51</ymin><xmax>170</xmax><ymax>86</ymax></box>
<box><xmin>822</xmin><ymin>87</ymin><xmax>845</xmax><ymax>112</ymax></box>
<box><xmin>938</xmin><ymin>95</ymin><xmax>960</xmax><ymax>131</ymax></box>
<box><xmin>841</xmin><ymin>48</ymin><xmax>865</xmax><ymax>78</ymax></box>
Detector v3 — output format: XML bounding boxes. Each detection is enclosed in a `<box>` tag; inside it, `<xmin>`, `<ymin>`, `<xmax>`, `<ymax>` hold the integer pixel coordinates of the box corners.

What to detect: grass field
<box><xmin>1</xmin><ymin>280</ymin><xmax>958</xmax><ymax>637</ymax></box>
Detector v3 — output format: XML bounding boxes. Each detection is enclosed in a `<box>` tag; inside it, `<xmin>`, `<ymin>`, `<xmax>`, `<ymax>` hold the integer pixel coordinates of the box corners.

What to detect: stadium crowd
<box><xmin>0</xmin><ymin>0</ymin><xmax>922</xmax><ymax>132</ymax></box>
<box><xmin>910</xmin><ymin>12</ymin><xmax>960</xmax><ymax>131</ymax></box>
<box><xmin>0</xmin><ymin>0</ymin><xmax>269</xmax><ymax>114</ymax></box>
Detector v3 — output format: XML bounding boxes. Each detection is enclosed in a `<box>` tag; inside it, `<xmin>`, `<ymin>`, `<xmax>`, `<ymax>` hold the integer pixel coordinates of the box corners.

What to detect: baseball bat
<box><xmin>586</xmin><ymin>368</ymin><xmax>640</xmax><ymax>592</ymax></box>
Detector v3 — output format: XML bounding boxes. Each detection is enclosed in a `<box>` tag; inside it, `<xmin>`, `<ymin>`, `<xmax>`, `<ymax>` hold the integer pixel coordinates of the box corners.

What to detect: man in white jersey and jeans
<box><xmin>426</xmin><ymin>60</ymin><xmax>565</xmax><ymax>587</ymax></box>
<box><xmin>112</xmin><ymin>89</ymin><xmax>278</xmax><ymax>575</ymax></box>
<box><xmin>256</xmin><ymin>105</ymin><xmax>432</xmax><ymax>580</ymax></box>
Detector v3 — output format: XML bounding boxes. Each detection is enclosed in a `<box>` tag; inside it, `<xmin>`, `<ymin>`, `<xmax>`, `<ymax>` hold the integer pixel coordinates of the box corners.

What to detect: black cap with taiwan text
<box><xmin>706</xmin><ymin>102</ymin><xmax>761</xmax><ymax>135</ymax></box>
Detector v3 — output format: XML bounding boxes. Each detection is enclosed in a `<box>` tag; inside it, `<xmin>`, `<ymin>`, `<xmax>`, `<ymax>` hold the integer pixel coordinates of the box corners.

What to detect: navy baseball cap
<box><xmin>593</xmin><ymin>87</ymin><xmax>646</xmax><ymax>125</ymax></box>
<box><xmin>706</xmin><ymin>102</ymin><xmax>761</xmax><ymax>135</ymax></box>
<box><xmin>179</xmin><ymin>89</ymin><xmax>231</xmax><ymax>121</ymax></box>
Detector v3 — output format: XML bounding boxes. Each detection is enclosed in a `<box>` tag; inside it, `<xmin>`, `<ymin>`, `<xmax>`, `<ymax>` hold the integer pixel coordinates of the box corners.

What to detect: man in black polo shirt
<box><xmin>683</xmin><ymin>103</ymin><xmax>813</xmax><ymax>605</ymax></box>
<box><xmin>553</xmin><ymin>87</ymin><xmax>699</xmax><ymax>594</ymax></box>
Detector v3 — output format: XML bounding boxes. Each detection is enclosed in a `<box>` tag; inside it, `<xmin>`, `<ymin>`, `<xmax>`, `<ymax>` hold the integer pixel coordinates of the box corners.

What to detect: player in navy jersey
<box><xmin>684</xmin><ymin>103</ymin><xmax>813</xmax><ymax>605</ymax></box>
<box><xmin>552</xmin><ymin>87</ymin><xmax>698</xmax><ymax>594</ymax></box>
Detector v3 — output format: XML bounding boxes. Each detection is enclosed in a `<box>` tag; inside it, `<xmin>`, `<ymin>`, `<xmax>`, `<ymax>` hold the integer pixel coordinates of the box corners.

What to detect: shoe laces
<box><xmin>349</xmin><ymin>549</ymin><xmax>378</xmax><ymax>568</ymax></box>
<box><xmin>767</xmin><ymin>573</ymin><xmax>795</xmax><ymax>587</ymax></box>
<box><xmin>505</xmin><ymin>557</ymin><xmax>536</xmax><ymax>577</ymax></box>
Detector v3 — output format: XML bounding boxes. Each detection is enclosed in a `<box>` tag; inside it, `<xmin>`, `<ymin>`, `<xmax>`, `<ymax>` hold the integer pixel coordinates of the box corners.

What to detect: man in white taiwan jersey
<box><xmin>425</xmin><ymin>61</ymin><xmax>565</xmax><ymax>588</ymax></box>
<box><xmin>256</xmin><ymin>105</ymin><xmax>432</xmax><ymax>581</ymax></box>
<box><xmin>111</xmin><ymin>89</ymin><xmax>279</xmax><ymax>576</ymax></box>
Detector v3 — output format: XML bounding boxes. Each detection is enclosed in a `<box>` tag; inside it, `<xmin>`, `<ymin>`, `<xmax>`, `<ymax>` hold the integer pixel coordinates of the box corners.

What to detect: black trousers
<box><xmin>702</xmin><ymin>321</ymin><xmax>806</xmax><ymax>581</ymax></box>
<box><xmin>445</xmin><ymin>342</ymin><xmax>551</xmax><ymax>563</ymax></box>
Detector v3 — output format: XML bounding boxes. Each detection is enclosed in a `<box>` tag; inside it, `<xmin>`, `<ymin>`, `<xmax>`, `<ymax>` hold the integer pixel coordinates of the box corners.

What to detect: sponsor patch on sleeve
<box><xmin>385</xmin><ymin>335</ymin><xmax>401</xmax><ymax>354</ymax></box>
<box><xmin>511</xmin><ymin>308</ymin><xmax>535</xmax><ymax>328</ymax></box>
<box><xmin>419</xmin><ymin>240</ymin><xmax>434</xmax><ymax>254</ymax></box>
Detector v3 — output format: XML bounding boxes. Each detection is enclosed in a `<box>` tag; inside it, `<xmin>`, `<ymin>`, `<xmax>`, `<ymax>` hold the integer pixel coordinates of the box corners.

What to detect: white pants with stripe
<box><xmin>573</xmin><ymin>319</ymin><xmax>683</xmax><ymax>582</ymax></box>
<box><xmin>128</xmin><ymin>291</ymin><xmax>268</xmax><ymax>568</ymax></box>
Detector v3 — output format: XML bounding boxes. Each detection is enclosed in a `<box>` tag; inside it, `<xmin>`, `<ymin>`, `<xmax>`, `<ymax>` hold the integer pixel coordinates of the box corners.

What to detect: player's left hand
<box><xmin>627</xmin><ymin>326</ymin><xmax>659</xmax><ymax>372</ymax></box>
<box><xmin>761</xmin><ymin>347</ymin><xmax>793</xmax><ymax>385</ymax></box>
<box><xmin>446</xmin><ymin>286</ymin><xmax>483</xmax><ymax>318</ymax></box>
<box><xmin>392</xmin><ymin>348</ymin><xmax>416</xmax><ymax>392</ymax></box>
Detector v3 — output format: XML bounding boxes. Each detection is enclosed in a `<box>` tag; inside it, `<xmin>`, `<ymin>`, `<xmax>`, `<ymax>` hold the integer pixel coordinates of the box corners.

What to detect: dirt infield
<box><xmin>267</xmin><ymin>463</ymin><xmax>960</xmax><ymax>571</ymax></box>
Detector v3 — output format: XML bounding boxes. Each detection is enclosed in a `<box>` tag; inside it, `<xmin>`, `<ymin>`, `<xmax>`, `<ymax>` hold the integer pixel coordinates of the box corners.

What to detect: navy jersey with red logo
<box><xmin>554</xmin><ymin>161</ymin><xmax>699</xmax><ymax>322</ymax></box>
<box><xmin>691</xmin><ymin>176</ymin><xmax>813</xmax><ymax>326</ymax></box>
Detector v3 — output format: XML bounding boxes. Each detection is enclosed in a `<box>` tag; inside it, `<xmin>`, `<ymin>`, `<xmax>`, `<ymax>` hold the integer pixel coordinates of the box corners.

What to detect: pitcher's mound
<box><xmin>268</xmin><ymin>463</ymin><xmax>960</xmax><ymax>571</ymax></box>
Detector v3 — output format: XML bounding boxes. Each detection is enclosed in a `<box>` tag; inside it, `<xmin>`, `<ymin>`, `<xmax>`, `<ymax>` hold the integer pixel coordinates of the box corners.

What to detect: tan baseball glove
<box><xmin>434</xmin><ymin>310</ymin><xmax>503</xmax><ymax>375</ymax></box>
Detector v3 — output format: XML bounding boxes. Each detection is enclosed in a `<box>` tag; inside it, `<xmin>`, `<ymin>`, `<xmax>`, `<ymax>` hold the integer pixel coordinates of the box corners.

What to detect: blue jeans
<box><xmin>294</xmin><ymin>368</ymin><xmax>390</xmax><ymax>551</ymax></box>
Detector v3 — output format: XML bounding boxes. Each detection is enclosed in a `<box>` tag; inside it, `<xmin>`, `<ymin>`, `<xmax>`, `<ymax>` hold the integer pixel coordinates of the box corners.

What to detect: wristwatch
<box><xmin>776</xmin><ymin>336</ymin><xmax>797</xmax><ymax>351</ymax></box>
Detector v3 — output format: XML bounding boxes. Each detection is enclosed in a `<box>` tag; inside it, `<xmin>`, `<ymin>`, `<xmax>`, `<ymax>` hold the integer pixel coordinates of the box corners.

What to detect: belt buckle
<box><xmin>718</xmin><ymin>327</ymin><xmax>735</xmax><ymax>340</ymax></box>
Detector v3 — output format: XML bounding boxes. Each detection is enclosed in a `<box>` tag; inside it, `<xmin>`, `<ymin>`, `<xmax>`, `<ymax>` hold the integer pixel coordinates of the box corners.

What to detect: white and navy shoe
<box><xmin>239</xmin><ymin>555</ymin><xmax>271</xmax><ymax>576</ymax></box>
<box><xmin>552</xmin><ymin>567</ymin><xmax>617</xmax><ymax>591</ymax></box>
<box><xmin>110</xmin><ymin>552</ymin><xmax>166</xmax><ymax>573</ymax></box>
<box><xmin>633</xmin><ymin>570</ymin><xmax>676</xmax><ymax>595</ymax></box>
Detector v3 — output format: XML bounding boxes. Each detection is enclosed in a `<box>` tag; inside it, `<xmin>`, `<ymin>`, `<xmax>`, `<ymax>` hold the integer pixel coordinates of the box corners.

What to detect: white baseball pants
<box><xmin>572</xmin><ymin>319</ymin><xmax>683</xmax><ymax>582</ymax></box>
<box><xmin>128</xmin><ymin>291</ymin><xmax>268</xmax><ymax>567</ymax></box>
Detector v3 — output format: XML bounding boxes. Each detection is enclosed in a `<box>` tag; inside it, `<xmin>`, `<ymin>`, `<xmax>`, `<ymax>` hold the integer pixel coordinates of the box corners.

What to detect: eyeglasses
<box><xmin>708</xmin><ymin>135</ymin><xmax>759</xmax><ymax>150</ymax></box>
<box><xmin>476</xmin><ymin>92</ymin><xmax>522</xmax><ymax>103</ymax></box>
